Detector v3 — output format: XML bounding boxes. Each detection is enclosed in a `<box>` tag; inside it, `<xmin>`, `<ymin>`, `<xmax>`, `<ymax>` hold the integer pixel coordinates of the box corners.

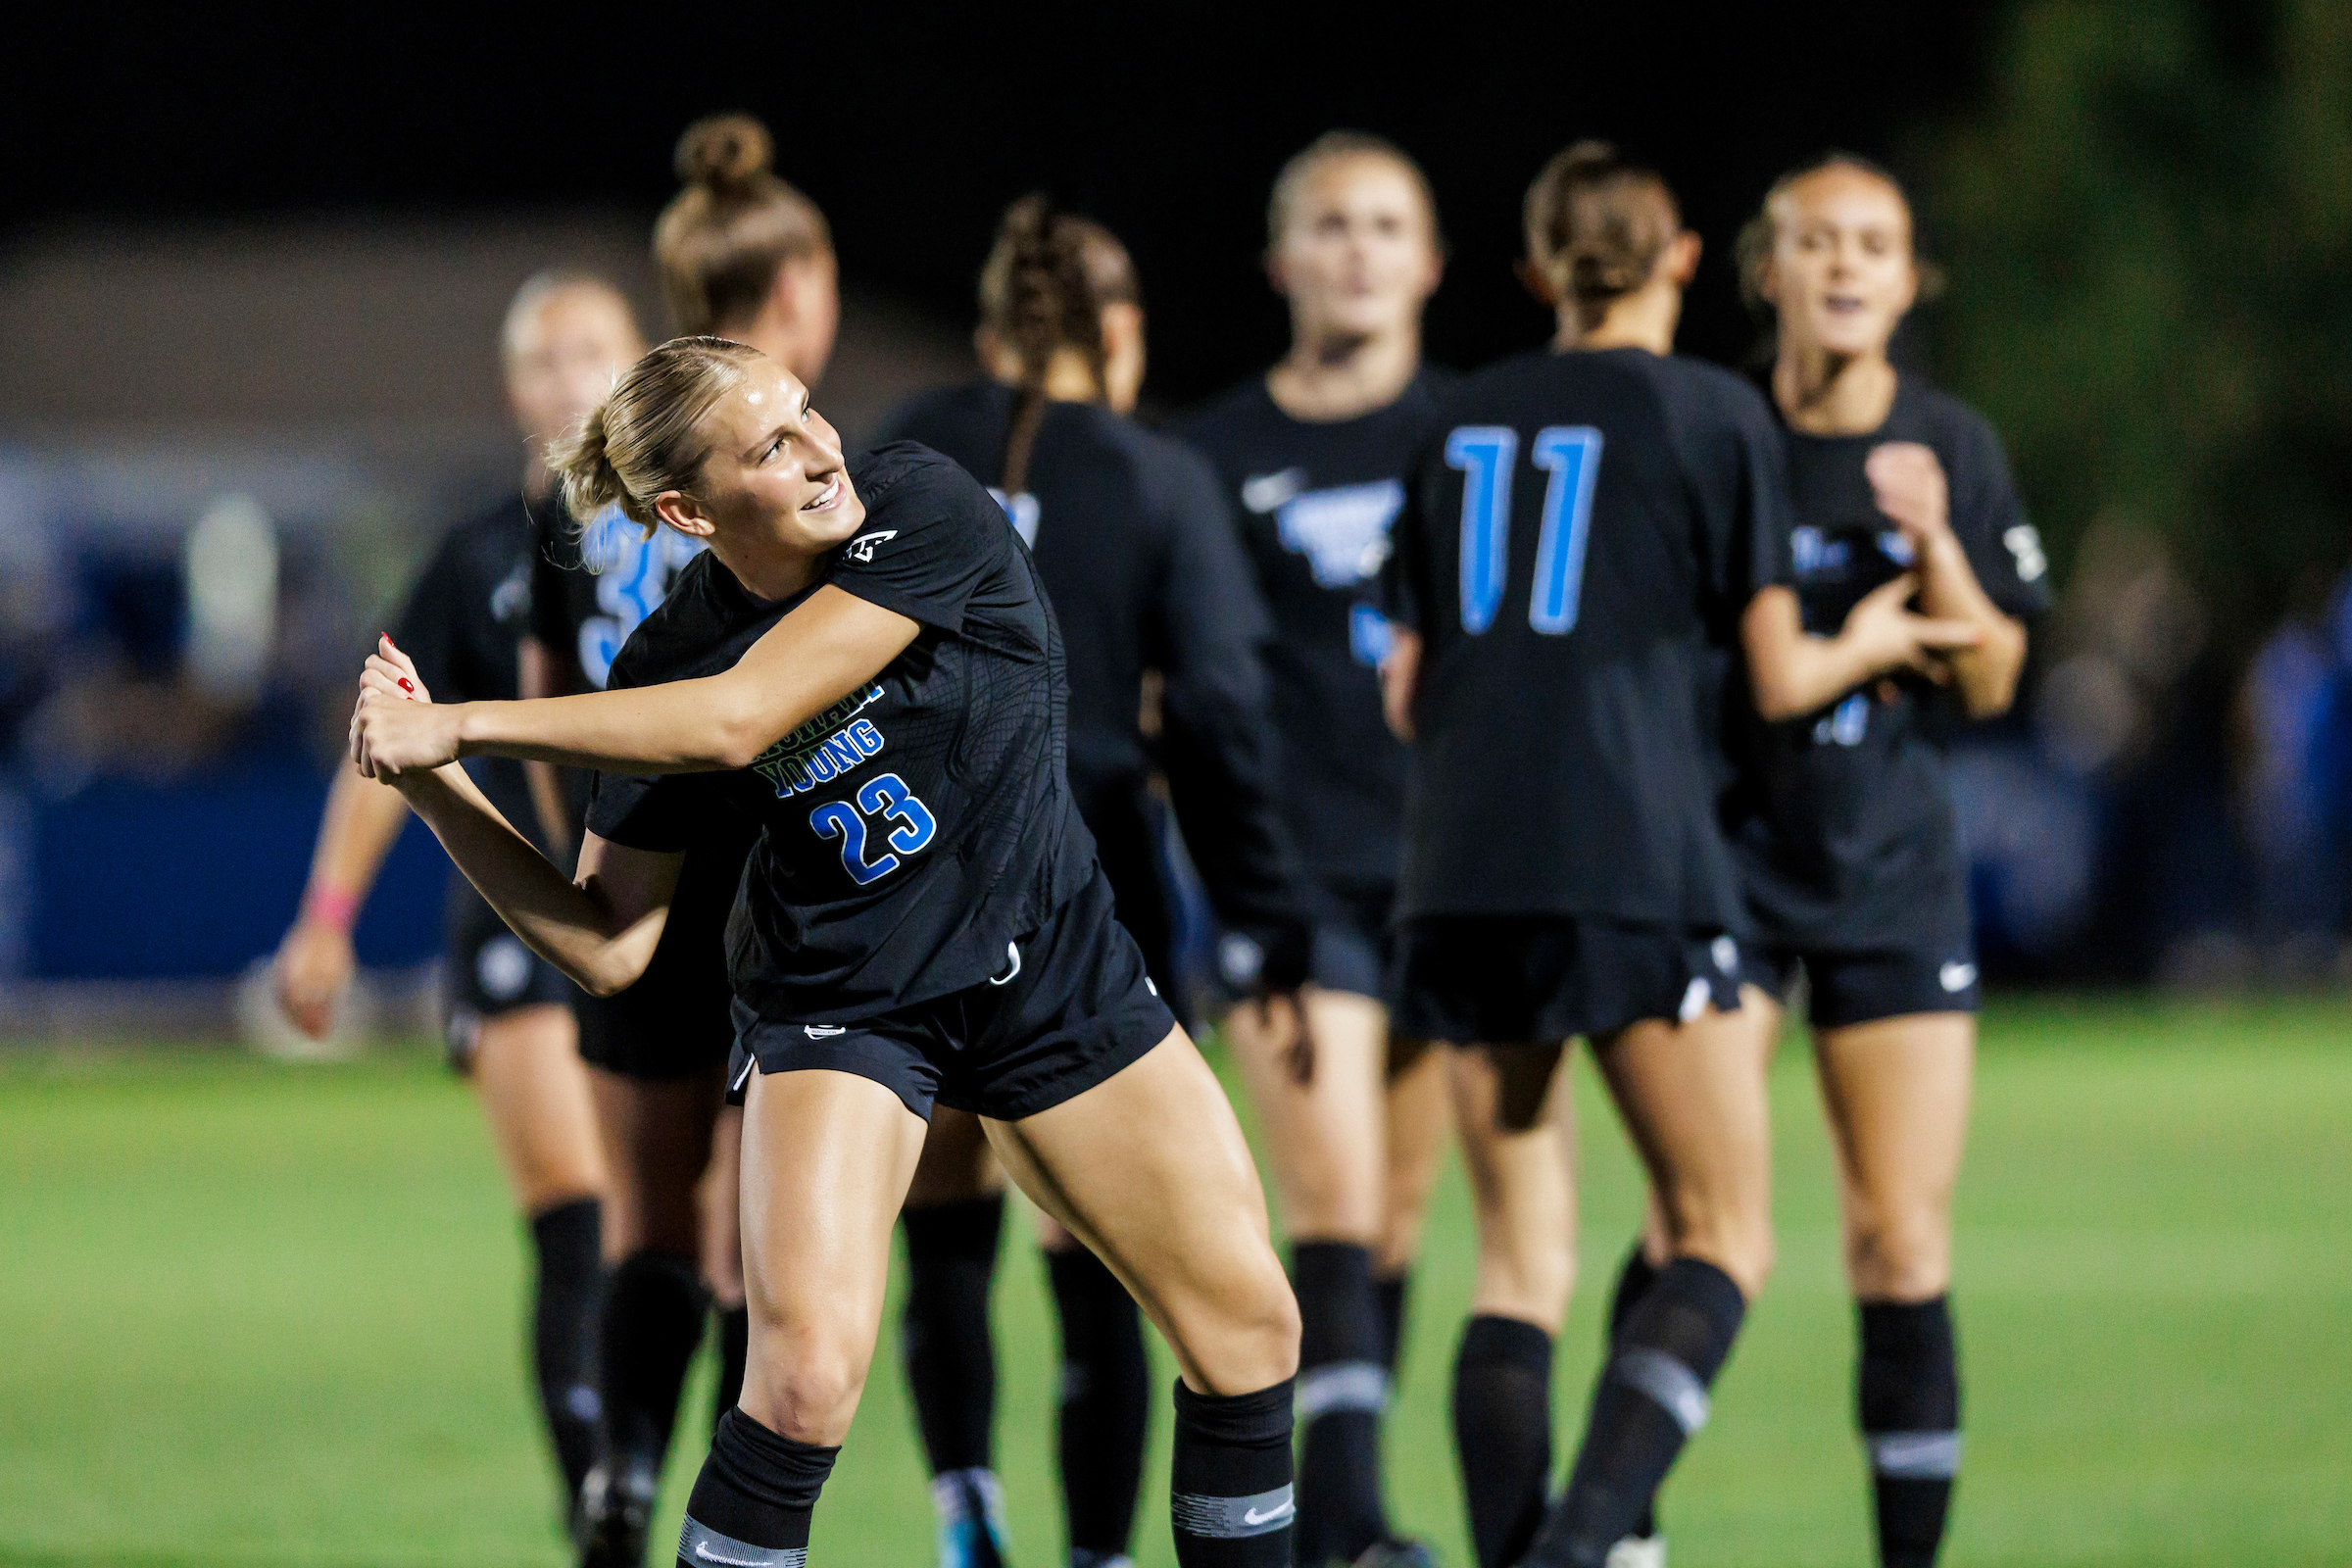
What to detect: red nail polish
<box><xmin>398</xmin><ymin>678</ymin><xmax>415</xmax><ymax>693</ymax></box>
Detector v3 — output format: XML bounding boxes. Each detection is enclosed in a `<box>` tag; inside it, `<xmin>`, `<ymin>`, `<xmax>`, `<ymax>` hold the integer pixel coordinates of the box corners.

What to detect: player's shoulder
<box><xmin>1171</xmin><ymin>375</ymin><xmax>1279</xmax><ymax>456</ymax></box>
<box><xmin>1644</xmin><ymin>352</ymin><xmax>1778</xmax><ymax>427</ymax></box>
<box><xmin>869</xmin><ymin>380</ymin><xmax>1001</xmax><ymax>451</ymax></box>
<box><xmin>857</xmin><ymin>439</ymin><xmax>1003</xmax><ymax>517</ymax></box>
<box><xmin>1896</xmin><ymin>377</ymin><xmax>2009</xmax><ymax>466</ymax></box>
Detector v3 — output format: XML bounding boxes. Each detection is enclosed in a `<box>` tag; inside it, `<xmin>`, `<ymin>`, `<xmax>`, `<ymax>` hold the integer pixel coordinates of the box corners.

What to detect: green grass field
<box><xmin>3</xmin><ymin>995</ymin><xmax>2348</xmax><ymax>1567</ymax></box>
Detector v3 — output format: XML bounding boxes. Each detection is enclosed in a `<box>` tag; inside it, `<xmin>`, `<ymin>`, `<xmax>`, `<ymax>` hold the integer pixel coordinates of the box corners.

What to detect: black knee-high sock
<box><xmin>1293</xmin><ymin>1241</ymin><xmax>1390</xmax><ymax>1563</ymax></box>
<box><xmin>601</xmin><ymin>1249</ymin><xmax>710</xmax><ymax>1479</ymax></box>
<box><xmin>715</xmin><ymin>1302</ymin><xmax>751</xmax><ymax>1425</ymax></box>
<box><xmin>1374</xmin><ymin>1269</ymin><xmax>1412</xmax><ymax>1378</ymax></box>
<box><xmin>526</xmin><ymin>1197</ymin><xmax>604</xmax><ymax>1500</ymax></box>
<box><xmin>678</xmin><ymin>1407</ymin><xmax>837</xmax><ymax>1568</ymax></box>
<box><xmin>1528</xmin><ymin>1258</ymin><xmax>1747</xmax><ymax>1568</ymax></box>
<box><xmin>1048</xmin><ymin>1245</ymin><xmax>1149</xmax><ymax>1564</ymax></box>
<box><xmin>1451</xmin><ymin>1315</ymin><xmax>1553</xmax><ymax>1568</ymax></box>
<box><xmin>899</xmin><ymin>1196</ymin><xmax>1004</xmax><ymax>1478</ymax></box>
<box><xmin>1604</xmin><ymin>1243</ymin><xmax>1662</xmax><ymax>1541</ymax></box>
<box><xmin>1171</xmin><ymin>1378</ymin><xmax>1296</xmax><ymax>1568</ymax></box>
<box><xmin>1859</xmin><ymin>1297</ymin><xmax>1961</xmax><ymax>1568</ymax></box>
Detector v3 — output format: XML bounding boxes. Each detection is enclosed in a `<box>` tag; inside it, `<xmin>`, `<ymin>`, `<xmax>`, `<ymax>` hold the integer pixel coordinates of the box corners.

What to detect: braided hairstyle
<box><xmin>976</xmin><ymin>194</ymin><xmax>1140</xmax><ymax>495</ymax></box>
<box><xmin>656</xmin><ymin>113</ymin><xmax>833</xmax><ymax>336</ymax></box>
<box><xmin>1522</xmin><ymin>141</ymin><xmax>1681</xmax><ymax>336</ymax></box>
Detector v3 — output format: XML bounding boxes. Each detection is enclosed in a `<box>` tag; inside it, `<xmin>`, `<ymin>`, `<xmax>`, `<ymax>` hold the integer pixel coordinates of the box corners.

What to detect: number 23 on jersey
<box><xmin>1446</xmin><ymin>425</ymin><xmax>1604</xmax><ymax>636</ymax></box>
<box><xmin>810</xmin><ymin>772</ymin><xmax>938</xmax><ymax>886</ymax></box>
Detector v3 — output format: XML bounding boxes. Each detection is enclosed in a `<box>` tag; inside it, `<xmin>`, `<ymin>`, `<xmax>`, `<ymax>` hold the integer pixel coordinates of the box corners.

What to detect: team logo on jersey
<box><xmin>490</xmin><ymin>559</ymin><xmax>531</xmax><ymax>625</ymax></box>
<box><xmin>1273</xmin><ymin>478</ymin><xmax>1405</xmax><ymax>588</ymax></box>
<box><xmin>1241</xmin><ymin>467</ymin><xmax>1307</xmax><ymax>514</ymax></box>
<box><xmin>843</xmin><ymin>529</ymin><xmax>898</xmax><ymax>563</ymax></box>
<box><xmin>1939</xmin><ymin>961</ymin><xmax>1978</xmax><ymax>993</ymax></box>
<box><xmin>987</xmin><ymin>488</ymin><xmax>1041</xmax><ymax>547</ymax></box>
<box><xmin>752</xmin><ymin>684</ymin><xmax>889</xmax><ymax>798</ymax></box>
<box><xmin>2004</xmin><ymin>523</ymin><xmax>2047</xmax><ymax>582</ymax></box>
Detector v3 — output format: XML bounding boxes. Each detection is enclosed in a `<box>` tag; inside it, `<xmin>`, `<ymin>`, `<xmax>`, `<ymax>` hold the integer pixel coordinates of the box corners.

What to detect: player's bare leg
<box><xmin>987</xmin><ymin>1025</ymin><xmax>1303</xmax><ymax>1567</ymax></box>
<box><xmin>1815</xmin><ymin>1011</ymin><xmax>1975</xmax><ymax>1568</ymax></box>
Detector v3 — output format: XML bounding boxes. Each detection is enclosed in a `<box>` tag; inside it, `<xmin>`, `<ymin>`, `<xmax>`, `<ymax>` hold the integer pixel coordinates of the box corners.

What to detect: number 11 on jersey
<box><xmin>1446</xmin><ymin>424</ymin><xmax>1605</xmax><ymax>636</ymax></box>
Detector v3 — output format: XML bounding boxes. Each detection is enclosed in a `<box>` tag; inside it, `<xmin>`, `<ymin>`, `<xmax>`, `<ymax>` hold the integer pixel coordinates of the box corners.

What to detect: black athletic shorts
<box><xmin>1307</xmin><ymin>879</ymin><xmax>1395</xmax><ymax>1003</ymax></box>
<box><xmin>443</xmin><ymin>880</ymin><xmax>574</xmax><ymax>1072</ymax></box>
<box><xmin>724</xmin><ymin>867</ymin><xmax>1176</xmax><ymax>1122</ymax></box>
<box><xmin>1743</xmin><ymin>938</ymin><xmax>1981</xmax><ymax>1030</ymax></box>
<box><xmin>1392</xmin><ymin>914</ymin><xmax>1742</xmax><ymax>1046</ymax></box>
<box><xmin>575</xmin><ymin>840</ymin><xmax>745</xmax><ymax>1082</ymax></box>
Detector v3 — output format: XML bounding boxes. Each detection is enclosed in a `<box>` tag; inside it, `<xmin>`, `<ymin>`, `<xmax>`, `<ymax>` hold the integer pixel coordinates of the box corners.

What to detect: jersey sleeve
<box><xmin>1706</xmin><ymin>380</ymin><xmax>1798</xmax><ymax>613</ymax></box>
<box><xmin>825</xmin><ymin>453</ymin><xmax>1002</xmax><ymax>634</ymax></box>
<box><xmin>1146</xmin><ymin>452</ymin><xmax>1311</xmax><ymax>988</ymax></box>
<box><xmin>1947</xmin><ymin>412</ymin><xmax>2051</xmax><ymax>618</ymax></box>
<box><xmin>528</xmin><ymin>514</ymin><xmax>580</xmax><ymax>657</ymax></box>
<box><xmin>1379</xmin><ymin>468</ymin><xmax>1432</xmax><ymax>631</ymax></box>
<box><xmin>389</xmin><ymin>529</ymin><xmax>468</xmax><ymax>701</ymax></box>
<box><xmin>583</xmin><ymin>769</ymin><xmax>706</xmax><ymax>854</ymax></box>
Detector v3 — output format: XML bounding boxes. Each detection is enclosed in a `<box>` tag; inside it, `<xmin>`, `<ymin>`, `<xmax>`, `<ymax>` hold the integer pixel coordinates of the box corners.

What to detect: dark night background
<box><xmin>1</xmin><ymin>4</ymin><xmax>1999</xmax><ymax>402</ymax></box>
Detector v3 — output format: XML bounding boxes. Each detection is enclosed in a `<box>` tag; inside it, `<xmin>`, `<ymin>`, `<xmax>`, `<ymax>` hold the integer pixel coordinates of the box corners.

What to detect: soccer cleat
<box><xmin>576</xmin><ymin>1456</ymin><xmax>660</xmax><ymax>1568</ymax></box>
<box><xmin>1602</xmin><ymin>1536</ymin><xmax>1666</xmax><ymax>1568</ymax></box>
<box><xmin>932</xmin><ymin>1468</ymin><xmax>1012</xmax><ymax>1568</ymax></box>
<box><xmin>1350</xmin><ymin>1537</ymin><xmax>1440</xmax><ymax>1568</ymax></box>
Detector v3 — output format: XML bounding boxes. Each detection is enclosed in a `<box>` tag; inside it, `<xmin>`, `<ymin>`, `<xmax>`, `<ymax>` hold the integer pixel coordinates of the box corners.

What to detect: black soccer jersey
<box><xmin>1174</xmin><ymin>369</ymin><xmax>1451</xmax><ymax>888</ymax></box>
<box><xmin>868</xmin><ymin>382</ymin><xmax>1309</xmax><ymax>983</ymax></box>
<box><xmin>1381</xmin><ymin>347</ymin><xmax>1788</xmax><ymax>926</ymax></box>
<box><xmin>391</xmin><ymin>496</ymin><xmax>547</xmax><ymax>854</ymax></box>
<box><xmin>585</xmin><ymin>442</ymin><xmax>1099</xmax><ymax>1024</ymax></box>
<box><xmin>1723</xmin><ymin>376</ymin><xmax>2051</xmax><ymax>950</ymax></box>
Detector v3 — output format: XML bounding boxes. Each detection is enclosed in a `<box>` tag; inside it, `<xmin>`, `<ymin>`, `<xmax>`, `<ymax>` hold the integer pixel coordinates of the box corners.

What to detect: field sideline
<box><xmin>3</xmin><ymin>996</ymin><xmax>2346</xmax><ymax>1567</ymax></box>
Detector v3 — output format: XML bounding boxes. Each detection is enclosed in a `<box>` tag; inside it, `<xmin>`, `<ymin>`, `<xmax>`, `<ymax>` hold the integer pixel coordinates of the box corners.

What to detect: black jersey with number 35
<box><xmin>1383</xmin><ymin>348</ymin><xmax>1789</xmax><ymax>928</ymax></box>
<box><xmin>586</xmin><ymin>443</ymin><xmax>1098</xmax><ymax>1024</ymax></box>
<box><xmin>1725</xmin><ymin>376</ymin><xmax>2051</xmax><ymax>949</ymax></box>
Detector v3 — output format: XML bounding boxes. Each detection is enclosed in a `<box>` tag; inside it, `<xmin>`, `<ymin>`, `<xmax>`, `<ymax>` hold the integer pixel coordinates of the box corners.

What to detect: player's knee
<box><xmin>1474</xmin><ymin>1231</ymin><xmax>1574</xmax><ymax>1325</ymax></box>
<box><xmin>1843</xmin><ymin>1204</ymin><xmax>1950</xmax><ymax>1298</ymax></box>
<box><xmin>1658</xmin><ymin>1192</ymin><xmax>1774</xmax><ymax>1298</ymax></box>
<box><xmin>746</xmin><ymin>1332</ymin><xmax>871</xmax><ymax>1446</ymax></box>
<box><xmin>1174</xmin><ymin>1244</ymin><xmax>1300</xmax><ymax>1393</ymax></box>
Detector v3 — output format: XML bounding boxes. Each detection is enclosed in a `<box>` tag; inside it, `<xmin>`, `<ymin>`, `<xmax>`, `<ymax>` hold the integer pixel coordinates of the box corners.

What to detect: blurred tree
<box><xmin>1927</xmin><ymin>0</ymin><xmax>2352</xmax><ymax>645</ymax></box>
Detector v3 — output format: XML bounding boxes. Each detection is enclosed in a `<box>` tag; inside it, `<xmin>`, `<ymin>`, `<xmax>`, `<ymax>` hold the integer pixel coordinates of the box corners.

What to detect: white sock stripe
<box><xmin>1171</xmin><ymin>1484</ymin><xmax>1295</xmax><ymax>1538</ymax></box>
<box><xmin>929</xmin><ymin>1467</ymin><xmax>1004</xmax><ymax>1523</ymax></box>
<box><xmin>1296</xmin><ymin>1360</ymin><xmax>1390</xmax><ymax>1419</ymax></box>
<box><xmin>1868</xmin><ymin>1430</ymin><xmax>1963</xmax><ymax>1479</ymax></box>
<box><xmin>677</xmin><ymin>1515</ymin><xmax>806</xmax><ymax>1568</ymax></box>
<box><xmin>1615</xmin><ymin>1346</ymin><xmax>1711</xmax><ymax>1436</ymax></box>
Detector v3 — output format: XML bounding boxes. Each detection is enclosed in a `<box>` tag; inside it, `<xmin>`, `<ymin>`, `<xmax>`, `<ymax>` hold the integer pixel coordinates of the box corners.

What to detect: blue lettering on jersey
<box><xmin>1349</xmin><ymin>603</ymin><xmax>1395</xmax><ymax>667</ymax></box>
<box><xmin>574</xmin><ymin>506</ymin><xmax>708</xmax><ymax>689</ymax></box>
<box><xmin>1274</xmin><ymin>479</ymin><xmax>1405</xmax><ymax>589</ymax></box>
<box><xmin>1813</xmin><ymin>692</ymin><xmax>1870</xmax><ymax>747</ymax></box>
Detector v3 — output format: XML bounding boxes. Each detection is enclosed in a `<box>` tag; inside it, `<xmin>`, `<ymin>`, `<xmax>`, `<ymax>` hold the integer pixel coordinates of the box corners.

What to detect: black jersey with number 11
<box><xmin>1382</xmin><ymin>347</ymin><xmax>1789</xmax><ymax>928</ymax></box>
<box><xmin>585</xmin><ymin>443</ymin><xmax>1099</xmax><ymax>1025</ymax></box>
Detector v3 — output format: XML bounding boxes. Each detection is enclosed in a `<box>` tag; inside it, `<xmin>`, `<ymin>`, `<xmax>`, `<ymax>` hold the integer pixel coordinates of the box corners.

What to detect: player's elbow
<box><xmin>1747</xmin><ymin>665</ymin><xmax>1814</xmax><ymax>723</ymax></box>
<box><xmin>576</xmin><ymin>947</ymin><xmax>649</xmax><ymax>999</ymax></box>
<box><xmin>1959</xmin><ymin>624</ymin><xmax>2028</xmax><ymax>719</ymax></box>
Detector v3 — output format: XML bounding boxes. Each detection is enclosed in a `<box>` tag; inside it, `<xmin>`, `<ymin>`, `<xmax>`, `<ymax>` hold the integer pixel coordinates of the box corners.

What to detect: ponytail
<box><xmin>976</xmin><ymin>194</ymin><xmax>1139</xmax><ymax>495</ymax></box>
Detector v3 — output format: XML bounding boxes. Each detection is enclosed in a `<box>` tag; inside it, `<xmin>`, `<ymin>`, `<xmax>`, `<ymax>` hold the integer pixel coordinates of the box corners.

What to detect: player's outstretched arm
<box><xmin>389</xmin><ymin>760</ymin><xmax>679</xmax><ymax>999</ymax></box>
<box><xmin>352</xmin><ymin>589</ymin><xmax>919</xmax><ymax>779</ymax></box>
<box><xmin>1742</xmin><ymin>578</ymin><xmax>1983</xmax><ymax>721</ymax></box>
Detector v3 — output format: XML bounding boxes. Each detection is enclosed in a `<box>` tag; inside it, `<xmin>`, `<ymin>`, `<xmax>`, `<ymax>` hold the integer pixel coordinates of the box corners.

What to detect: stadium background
<box><xmin>3</xmin><ymin>3</ymin><xmax>2346</xmax><ymax>1565</ymax></box>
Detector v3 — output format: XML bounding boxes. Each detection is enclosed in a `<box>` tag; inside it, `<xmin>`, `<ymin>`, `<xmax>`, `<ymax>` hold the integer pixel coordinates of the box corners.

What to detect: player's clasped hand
<box><xmin>1840</xmin><ymin>572</ymin><xmax>1981</xmax><ymax>686</ymax></box>
<box><xmin>349</xmin><ymin>634</ymin><xmax>465</xmax><ymax>779</ymax></box>
<box><xmin>1865</xmin><ymin>440</ymin><xmax>1952</xmax><ymax>549</ymax></box>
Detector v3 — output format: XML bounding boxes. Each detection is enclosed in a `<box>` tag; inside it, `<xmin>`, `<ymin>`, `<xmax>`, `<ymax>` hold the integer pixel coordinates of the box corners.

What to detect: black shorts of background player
<box><xmin>272</xmin><ymin>270</ymin><xmax>644</xmax><ymax>1523</ymax></box>
<box><xmin>1638</xmin><ymin>156</ymin><xmax>2035</xmax><ymax>1568</ymax></box>
<box><xmin>351</xmin><ymin>339</ymin><xmax>1304</xmax><ymax>1568</ymax></box>
<box><xmin>513</xmin><ymin>115</ymin><xmax>845</xmax><ymax>1568</ymax></box>
<box><xmin>872</xmin><ymin>195</ymin><xmax>1318</xmax><ymax>1568</ymax></box>
<box><xmin>1173</xmin><ymin>132</ymin><xmax>1458</xmax><ymax>1568</ymax></box>
<box><xmin>1378</xmin><ymin>144</ymin><xmax>1876</xmax><ymax>1568</ymax></box>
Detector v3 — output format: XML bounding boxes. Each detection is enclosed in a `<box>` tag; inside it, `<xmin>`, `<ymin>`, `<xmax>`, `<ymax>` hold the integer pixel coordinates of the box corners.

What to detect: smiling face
<box><xmin>1761</xmin><ymin>163</ymin><xmax>1920</xmax><ymax>362</ymax></box>
<box><xmin>655</xmin><ymin>359</ymin><xmax>864</xmax><ymax>558</ymax></box>
<box><xmin>1269</xmin><ymin>153</ymin><xmax>1442</xmax><ymax>345</ymax></box>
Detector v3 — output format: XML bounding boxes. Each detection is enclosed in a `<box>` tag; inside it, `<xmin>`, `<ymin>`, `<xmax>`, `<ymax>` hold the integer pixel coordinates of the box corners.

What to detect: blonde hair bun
<box><xmin>674</xmin><ymin>114</ymin><xmax>774</xmax><ymax>197</ymax></box>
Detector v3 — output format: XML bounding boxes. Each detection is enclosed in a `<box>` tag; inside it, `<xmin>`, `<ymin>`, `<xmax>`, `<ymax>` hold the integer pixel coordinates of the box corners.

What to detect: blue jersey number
<box><xmin>809</xmin><ymin>771</ymin><xmax>938</xmax><ymax>886</ymax></box>
<box><xmin>1445</xmin><ymin>423</ymin><xmax>1606</xmax><ymax>636</ymax></box>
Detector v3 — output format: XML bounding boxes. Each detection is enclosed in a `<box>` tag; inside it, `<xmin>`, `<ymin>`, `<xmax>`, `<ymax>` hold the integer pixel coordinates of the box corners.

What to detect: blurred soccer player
<box><xmin>272</xmin><ymin>269</ymin><xmax>644</xmax><ymax>1526</ymax></box>
<box><xmin>349</xmin><ymin>333</ymin><xmax>1306</xmax><ymax>1568</ymax></box>
<box><xmin>874</xmin><ymin>195</ymin><xmax>1315</xmax><ymax>1568</ymax></box>
<box><xmin>521</xmin><ymin>112</ymin><xmax>843</xmax><ymax>1568</ymax></box>
<box><xmin>1173</xmin><ymin>131</ymin><xmax>1454</xmax><ymax>1568</ymax></box>
<box><xmin>1381</xmin><ymin>144</ymin><xmax>1974</xmax><ymax>1568</ymax></box>
<box><xmin>1700</xmin><ymin>154</ymin><xmax>2040</xmax><ymax>1568</ymax></box>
